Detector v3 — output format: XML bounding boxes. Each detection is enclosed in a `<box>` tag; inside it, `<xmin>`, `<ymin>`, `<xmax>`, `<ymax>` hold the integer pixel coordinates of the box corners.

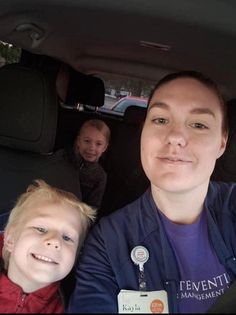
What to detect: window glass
<box><xmin>114</xmin><ymin>98</ymin><xmax>147</xmax><ymax>113</ymax></box>
<box><xmin>96</xmin><ymin>73</ymin><xmax>154</xmax><ymax>116</ymax></box>
<box><xmin>0</xmin><ymin>41</ymin><xmax>21</xmax><ymax>66</ymax></box>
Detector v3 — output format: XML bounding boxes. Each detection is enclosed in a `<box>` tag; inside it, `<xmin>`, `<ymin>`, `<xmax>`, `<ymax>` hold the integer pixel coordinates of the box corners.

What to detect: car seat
<box><xmin>211</xmin><ymin>99</ymin><xmax>236</xmax><ymax>182</ymax></box>
<box><xmin>0</xmin><ymin>63</ymin><xmax>82</xmax><ymax>218</ymax></box>
<box><xmin>99</xmin><ymin>105</ymin><xmax>149</xmax><ymax>218</ymax></box>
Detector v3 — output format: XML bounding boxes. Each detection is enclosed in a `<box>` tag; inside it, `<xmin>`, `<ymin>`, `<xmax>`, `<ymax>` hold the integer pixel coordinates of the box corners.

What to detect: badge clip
<box><xmin>131</xmin><ymin>245</ymin><xmax>149</xmax><ymax>291</ymax></box>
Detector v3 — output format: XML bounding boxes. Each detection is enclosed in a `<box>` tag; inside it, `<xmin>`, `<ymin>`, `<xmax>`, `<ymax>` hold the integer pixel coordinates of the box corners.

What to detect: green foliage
<box><xmin>0</xmin><ymin>41</ymin><xmax>21</xmax><ymax>64</ymax></box>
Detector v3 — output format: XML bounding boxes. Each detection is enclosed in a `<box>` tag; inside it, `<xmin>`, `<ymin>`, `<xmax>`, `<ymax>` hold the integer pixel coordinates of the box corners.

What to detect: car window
<box><xmin>0</xmin><ymin>41</ymin><xmax>21</xmax><ymax>66</ymax></box>
<box><xmin>113</xmin><ymin>98</ymin><xmax>147</xmax><ymax>113</ymax></box>
<box><xmin>94</xmin><ymin>73</ymin><xmax>154</xmax><ymax>117</ymax></box>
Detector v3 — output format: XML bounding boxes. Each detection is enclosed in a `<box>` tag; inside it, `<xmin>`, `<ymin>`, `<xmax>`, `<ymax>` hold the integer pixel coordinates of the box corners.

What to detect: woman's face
<box><xmin>140</xmin><ymin>77</ymin><xmax>228</xmax><ymax>193</ymax></box>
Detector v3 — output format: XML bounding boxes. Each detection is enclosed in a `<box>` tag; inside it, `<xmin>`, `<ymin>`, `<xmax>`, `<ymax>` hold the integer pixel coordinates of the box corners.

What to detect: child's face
<box><xmin>5</xmin><ymin>201</ymin><xmax>81</xmax><ymax>293</ymax></box>
<box><xmin>75</xmin><ymin>125</ymin><xmax>108</xmax><ymax>162</ymax></box>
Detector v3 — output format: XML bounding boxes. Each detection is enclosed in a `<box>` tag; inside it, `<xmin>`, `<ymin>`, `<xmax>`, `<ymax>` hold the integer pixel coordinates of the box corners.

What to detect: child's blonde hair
<box><xmin>2</xmin><ymin>179</ymin><xmax>96</xmax><ymax>270</ymax></box>
<box><xmin>78</xmin><ymin>119</ymin><xmax>111</xmax><ymax>143</ymax></box>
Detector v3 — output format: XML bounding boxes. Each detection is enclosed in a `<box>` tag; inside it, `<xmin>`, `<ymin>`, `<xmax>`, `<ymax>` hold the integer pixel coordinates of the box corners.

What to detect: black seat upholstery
<box><xmin>211</xmin><ymin>99</ymin><xmax>236</xmax><ymax>182</ymax></box>
<box><xmin>99</xmin><ymin>105</ymin><xmax>149</xmax><ymax>218</ymax></box>
<box><xmin>0</xmin><ymin>63</ymin><xmax>81</xmax><ymax>216</ymax></box>
<box><xmin>54</xmin><ymin>64</ymin><xmax>106</xmax><ymax>150</ymax></box>
<box><xmin>124</xmin><ymin>105</ymin><xmax>147</xmax><ymax>125</ymax></box>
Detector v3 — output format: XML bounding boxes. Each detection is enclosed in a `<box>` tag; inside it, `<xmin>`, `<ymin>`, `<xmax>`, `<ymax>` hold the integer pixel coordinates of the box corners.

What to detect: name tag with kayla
<box><xmin>118</xmin><ymin>289</ymin><xmax>169</xmax><ymax>313</ymax></box>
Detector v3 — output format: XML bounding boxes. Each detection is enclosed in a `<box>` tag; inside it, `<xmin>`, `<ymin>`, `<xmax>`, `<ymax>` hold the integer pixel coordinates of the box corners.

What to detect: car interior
<box><xmin>0</xmin><ymin>0</ymin><xmax>236</xmax><ymax>310</ymax></box>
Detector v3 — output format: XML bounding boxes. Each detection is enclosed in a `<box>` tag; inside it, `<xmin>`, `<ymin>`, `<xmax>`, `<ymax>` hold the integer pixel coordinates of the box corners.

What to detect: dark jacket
<box><xmin>62</xmin><ymin>147</ymin><xmax>107</xmax><ymax>209</ymax></box>
<box><xmin>67</xmin><ymin>181</ymin><xmax>236</xmax><ymax>313</ymax></box>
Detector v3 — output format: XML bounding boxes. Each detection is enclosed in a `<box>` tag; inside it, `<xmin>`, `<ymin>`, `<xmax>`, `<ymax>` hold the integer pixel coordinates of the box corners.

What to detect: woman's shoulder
<box><xmin>208</xmin><ymin>180</ymin><xmax>236</xmax><ymax>212</ymax></box>
<box><xmin>209</xmin><ymin>180</ymin><xmax>236</xmax><ymax>195</ymax></box>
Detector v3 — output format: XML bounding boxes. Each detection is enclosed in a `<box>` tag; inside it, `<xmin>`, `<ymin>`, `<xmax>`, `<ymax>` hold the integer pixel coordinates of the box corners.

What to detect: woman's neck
<box><xmin>151</xmin><ymin>181</ymin><xmax>209</xmax><ymax>224</ymax></box>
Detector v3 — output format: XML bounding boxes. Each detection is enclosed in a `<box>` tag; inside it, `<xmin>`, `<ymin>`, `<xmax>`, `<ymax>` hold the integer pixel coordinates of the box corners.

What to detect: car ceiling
<box><xmin>0</xmin><ymin>0</ymin><xmax>236</xmax><ymax>99</ymax></box>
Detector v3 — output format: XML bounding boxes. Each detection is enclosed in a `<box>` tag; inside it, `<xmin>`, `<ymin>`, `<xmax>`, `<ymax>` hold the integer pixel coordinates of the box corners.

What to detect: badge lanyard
<box><xmin>131</xmin><ymin>245</ymin><xmax>149</xmax><ymax>292</ymax></box>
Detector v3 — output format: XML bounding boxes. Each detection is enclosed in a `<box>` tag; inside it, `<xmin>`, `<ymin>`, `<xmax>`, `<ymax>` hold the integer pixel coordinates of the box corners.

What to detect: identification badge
<box><xmin>118</xmin><ymin>289</ymin><xmax>169</xmax><ymax>313</ymax></box>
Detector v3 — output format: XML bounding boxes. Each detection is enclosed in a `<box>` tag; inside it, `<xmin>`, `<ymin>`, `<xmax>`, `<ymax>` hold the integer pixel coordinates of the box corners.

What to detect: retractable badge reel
<box><xmin>131</xmin><ymin>245</ymin><xmax>149</xmax><ymax>291</ymax></box>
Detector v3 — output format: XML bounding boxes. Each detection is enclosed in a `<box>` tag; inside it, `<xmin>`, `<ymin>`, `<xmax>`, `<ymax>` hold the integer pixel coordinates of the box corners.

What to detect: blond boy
<box><xmin>0</xmin><ymin>179</ymin><xmax>95</xmax><ymax>313</ymax></box>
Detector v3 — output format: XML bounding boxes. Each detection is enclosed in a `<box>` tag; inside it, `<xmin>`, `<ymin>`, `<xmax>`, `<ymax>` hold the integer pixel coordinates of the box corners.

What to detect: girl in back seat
<box><xmin>67</xmin><ymin>119</ymin><xmax>110</xmax><ymax>211</ymax></box>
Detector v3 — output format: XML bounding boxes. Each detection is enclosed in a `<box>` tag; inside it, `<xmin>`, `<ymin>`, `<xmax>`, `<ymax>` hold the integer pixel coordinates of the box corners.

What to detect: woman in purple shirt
<box><xmin>67</xmin><ymin>71</ymin><xmax>236</xmax><ymax>313</ymax></box>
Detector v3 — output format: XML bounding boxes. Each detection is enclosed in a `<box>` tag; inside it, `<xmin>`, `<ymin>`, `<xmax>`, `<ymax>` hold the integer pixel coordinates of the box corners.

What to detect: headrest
<box><xmin>124</xmin><ymin>105</ymin><xmax>147</xmax><ymax>125</ymax></box>
<box><xmin>57</xmin><ymin>64</ymin><xmax>105</xmax><ymax>107</ymax></box>
<box><xmin>66</xmin><ymin>69</ymin><xmax>105</xmax><ymax>107</ymax></box>
<box><xmin>0</xmin><ymin>63</ymin><xmax>58</xmax><ymax>153</ymax></box>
